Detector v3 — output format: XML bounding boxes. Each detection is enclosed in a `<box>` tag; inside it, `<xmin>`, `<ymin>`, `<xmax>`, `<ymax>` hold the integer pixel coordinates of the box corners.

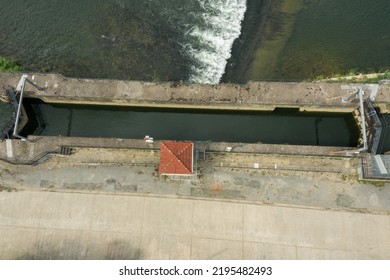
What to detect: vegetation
<box><xmin>359</xmin><ymin>180</ymin><xmax>386</xmax><ymax>188</ymax></box>
<box><xmin>341</xmin><ymin>174</ymin><xmax>386</xmax><ymax>187</ymax></box>
<box><xmin>247</xmin><ymin>0</ymin><xmax>304</xmax><ymax>80</ymax></box>
<box><xmin>0</xmin><ymin>56</ymin><xmax>24</xmax><ymax>72</ymax></box>
<box><xmin>314</xmin><ymin>69</ymin><xmax>390</xmax><ymax>84</ymax></box>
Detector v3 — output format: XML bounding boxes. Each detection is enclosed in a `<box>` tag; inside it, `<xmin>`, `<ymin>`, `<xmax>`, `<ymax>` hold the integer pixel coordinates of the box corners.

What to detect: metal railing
<box><xmin>0</xmin><ymin>89</ymin><xmax>18</xmax><ymax>140</ymax></box>
<box><xmin>365</xmin><ymin>99</ymin><xmax>383</xmax><ymax>154</ymax></box>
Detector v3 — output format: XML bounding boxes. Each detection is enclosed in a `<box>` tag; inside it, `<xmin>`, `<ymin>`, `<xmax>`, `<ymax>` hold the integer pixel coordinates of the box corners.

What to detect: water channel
<box><xmin>382</xmin><ymin>115</ymin><xmax>390</xmax><ymax>153</ymax></box>
<box><xmin>20</xmin><ymin>99</ymin><xmax>360</xmax><ymax>147</ymax></box>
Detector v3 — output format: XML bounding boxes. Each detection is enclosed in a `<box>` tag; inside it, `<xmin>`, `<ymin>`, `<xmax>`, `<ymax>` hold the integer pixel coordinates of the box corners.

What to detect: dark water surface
<box><xmin>0</xmin><ymin>0</ymin><xmax>246</xmax><ymax>84</ymax></box>
<box><xmin>1</xmin><ymin>1</ymin><xmax>388</xmax><ymax>82</ymax></box>
<box><xmin>381</xmin><ymin>115</ymin><xmax>390</xmax><ymax>154</ymax></box>
<box><xmin>0</xmin><ymin>101</ymin><xmax>12</xmax><ymax>126</ymax></box>
<box><xmin>274</xmin><ymin>0</ymin><xmax>390</xmax><ymax>79</ymax></box>
<box><xmin>24</xmin><ymin>101</ymin><xmax>359</xmax><ymax>147</ymax></box>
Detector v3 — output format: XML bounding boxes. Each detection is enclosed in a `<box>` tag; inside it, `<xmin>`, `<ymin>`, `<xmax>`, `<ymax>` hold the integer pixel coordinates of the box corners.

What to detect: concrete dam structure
<box><xmin>0</xmin><ymin>73</ymin><xmax>389</xmax><ymax>180</ymax></box>
<box><xmin>2</xmin><ymin>73</ymin><xmax>390</xmax><ymax>260</ymax></box>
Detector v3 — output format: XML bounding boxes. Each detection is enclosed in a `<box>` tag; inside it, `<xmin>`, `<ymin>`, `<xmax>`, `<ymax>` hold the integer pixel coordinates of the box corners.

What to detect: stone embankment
<box><xmin>1</xmin><ymin>73</ymin><xmax>389</xmax><ymax>113</ymax></box>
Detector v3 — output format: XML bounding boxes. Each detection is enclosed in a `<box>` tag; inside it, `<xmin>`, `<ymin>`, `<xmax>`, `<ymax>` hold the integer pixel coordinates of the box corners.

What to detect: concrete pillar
<box><xmin>5</xmin><ymin>139</ymin><xmax>13</xmax><ymax>159</ymax></box>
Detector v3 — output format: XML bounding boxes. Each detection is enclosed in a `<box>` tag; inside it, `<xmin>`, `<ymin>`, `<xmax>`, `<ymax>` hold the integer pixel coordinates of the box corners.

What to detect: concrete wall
<box><xmin>2</xmin><ymin>73</ymin><xmax>389</xmax><ymax>113</ymax></box>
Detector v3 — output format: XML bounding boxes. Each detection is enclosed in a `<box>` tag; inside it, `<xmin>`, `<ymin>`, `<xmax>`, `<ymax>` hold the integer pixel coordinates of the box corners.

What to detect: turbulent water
<box><xmin>0</xmin><ymin>0</ymin><xmax>247</xmax><ymax>84</ymax></box>
<box><xmin>181</xmin><ymin>0</ymin><xmax>247</xmax><ymax>83</ymax></box>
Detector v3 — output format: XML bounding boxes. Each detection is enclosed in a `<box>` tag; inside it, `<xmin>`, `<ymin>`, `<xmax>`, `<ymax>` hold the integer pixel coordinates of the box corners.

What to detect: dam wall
<box><xmin>1</xmin><ymin>73</ymin><xmax>389</xmax><ymax>113</ymax></box>
<box><xmin>1</xmin><ymin>73</ymin><xmax>389</xmax><ymax>180</ymax></box>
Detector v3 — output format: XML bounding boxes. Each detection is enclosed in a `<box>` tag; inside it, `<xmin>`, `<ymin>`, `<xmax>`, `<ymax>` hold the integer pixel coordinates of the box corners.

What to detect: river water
<box><xmin>1</xmin><ymin>1</ymin><xmax>389</xmax><ymax>82</ymax></box>
<box><xmin>0</xmin><ymin>0</ymin><xmax>246</xmax><ymax>84</ymax></box>
<box><xmin>273</xmin><ymin>0</ymin><xmax>390</xmax><ymax>80</ymax></box>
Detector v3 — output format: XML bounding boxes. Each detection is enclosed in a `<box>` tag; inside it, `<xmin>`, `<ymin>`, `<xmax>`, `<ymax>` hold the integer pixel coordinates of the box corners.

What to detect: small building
<box><xmin>159</xmin><ymin>141</ymin><xmax>194</xmax><ymax>176</ymax></box>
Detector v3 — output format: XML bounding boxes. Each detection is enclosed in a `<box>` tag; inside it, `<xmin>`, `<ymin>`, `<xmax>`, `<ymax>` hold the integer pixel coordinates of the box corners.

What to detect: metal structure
<box><xmin>12</xmin><ymin>75</ymin><xmax>44</xmax><ymax>140</ymax></box>
<box><xmin>0</xmin><ymin>89</ymin><xmax>18</xmax><ymax>139</ymax></box>
<box><xmin>0</xmin><ymin>74</ymin><xmax>44</xmax><ymax>141</ymax></box>
<box><xmin>357</xmin><ymin>89</ymin><xmax>368</xmax><ymax>152</ymax></box>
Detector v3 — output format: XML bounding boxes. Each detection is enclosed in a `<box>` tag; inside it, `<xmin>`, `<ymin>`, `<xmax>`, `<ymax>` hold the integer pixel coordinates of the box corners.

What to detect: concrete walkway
<box><xmin>1</xmin><ymin>190</ymin><xmax>389</xmax><ymax>260</ymax></box>
<box><xmin>1</xmin><ymin>148</ymin><xmax>390</xmax><ymax>260</ymax></box>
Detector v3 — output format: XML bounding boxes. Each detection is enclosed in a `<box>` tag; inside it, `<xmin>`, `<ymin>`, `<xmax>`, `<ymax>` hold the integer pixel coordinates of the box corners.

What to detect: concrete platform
<box><xmin>0</xmin><ymin>190</ymin><xmax>389</xmax><ymax>260</ymax></box>
<box><xmin>0</xmin><ymin>136</ymin><xmax>356</xmax><ymax>165</ymax></box>
<box><xmin>1</xmin><ymin>73</ymin><xmax>389</xmax><ymax>112</ymax></box>
<box><xmin>1</xmin><ymin>145</ymin><xmax>390</xmax><ymax>260</ymax></box>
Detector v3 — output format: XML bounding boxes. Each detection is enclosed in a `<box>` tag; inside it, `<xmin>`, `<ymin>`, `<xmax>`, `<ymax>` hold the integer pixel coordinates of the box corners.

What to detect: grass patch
<box><xmin>341</xmin><ymin>174</ymin><xmax>386</xmax><ymax>187</ymax></box>
<box><xmin>358</xmin><ymin>180</ymin><xmax>386</xmax><ymax>188</ymax></box>
<box><xmin>314</xmin><ymin>70</ymin><xmax>390</xmax><ymax>84</ymax></box>
<box><xmin>0</xmin><ymin>56</ymin><xmax>24</xmax><ymax>72</ymax></box>
<box><xmin>341</xmin><ymin>174</ymin><xmax>359</xmax><ymax>182</ymax></box>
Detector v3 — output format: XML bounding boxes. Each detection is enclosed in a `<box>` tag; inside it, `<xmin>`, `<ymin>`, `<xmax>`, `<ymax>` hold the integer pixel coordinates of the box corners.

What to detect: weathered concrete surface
<box><xmin>2</xmin><ymin>73</ymin><xmax>389</xmax><ymax>112</ymax></box>
<box><xmin>1</xmin><ymin>190</ymin><xmax>390</xmax><ymax>260</ymax></box>
<box><xmin>0</xmin><ymin>136</ymin><xmax>356</xmax><ymax>165</ymax></box>
<box><xmin>1</xmin><ymin>146</ymin><xmax>389</xmax><ymax>213</ymax></box>
<box><xmin>1</xmin><ymin>141</ymin><xmax>390</xmax><ymax>259</ymax></box>
<box><xmin>1</xmin><ymin>73</ymin><xmax>389</xmax><ymax>260</ymax></box>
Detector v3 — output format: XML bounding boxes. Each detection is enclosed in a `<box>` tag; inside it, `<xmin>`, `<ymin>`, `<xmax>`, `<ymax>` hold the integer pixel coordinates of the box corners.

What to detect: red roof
<box><xmin>159</xmin><ymin>142</ymin><xmax>193</xmax><ymax>175</ymax></box>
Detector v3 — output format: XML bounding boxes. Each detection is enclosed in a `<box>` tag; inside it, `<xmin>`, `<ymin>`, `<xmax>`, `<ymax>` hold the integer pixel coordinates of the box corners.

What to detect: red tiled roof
<box><xmin>159</xmin><ymin>142</ymin><xmax>193</xmax><ymax>175</ymax></box>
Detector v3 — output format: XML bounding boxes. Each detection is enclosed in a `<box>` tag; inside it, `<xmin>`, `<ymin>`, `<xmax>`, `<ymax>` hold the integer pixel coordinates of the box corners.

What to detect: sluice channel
<box><xmin>382</xmin><ymin>115</ymin><xmax>390</xmax><ymax>154</ymax></box>
<box><xmin>21</xmin><ymin>99</ymin><xmax>360</xmax><ymax>147</ymax></box>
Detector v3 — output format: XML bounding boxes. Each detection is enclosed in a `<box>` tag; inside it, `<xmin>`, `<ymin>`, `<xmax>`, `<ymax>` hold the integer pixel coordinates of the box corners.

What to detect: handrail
<box><xmin>0</xmin><ymin>89</ymin><xmax>18</xmax><ymax>139</ymax></box>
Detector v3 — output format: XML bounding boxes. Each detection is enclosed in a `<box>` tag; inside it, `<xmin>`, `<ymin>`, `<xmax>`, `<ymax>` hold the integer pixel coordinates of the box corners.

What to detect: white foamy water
<box><xmin>184</xmin><ymin>0</ymin><xmax>247</xmax><ymax>84</ymax></box>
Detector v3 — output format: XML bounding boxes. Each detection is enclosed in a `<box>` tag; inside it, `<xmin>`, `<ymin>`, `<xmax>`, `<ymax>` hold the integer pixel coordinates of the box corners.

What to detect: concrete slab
<box><xmin>192</xmin><ymin>200</ymin><xmax>244</xmax><ymax>241</ymax></box>
<box><xmin>89</xmin><ymin>195</ymin><xmax>144</xmax><ymax>234</ymax></box>
<box><xmin>1</xmin><ymin>190</ymin><xmax>390</xmax><ymax>259</ymax></box>
<box><xmin>296</xmin><ymin>247</ymin><xmax>346</xmax><ymax>260</ymax></box>
<box><xmin>33</xmin><ymin>228</ymin><xmax>90</xmax><ymax>260</ymax></box>
<box><xmin>140</xmin><ymin>234</ymin><xmax>191</xmax><ymax>260</ymax></box>
<box><xmin>38</xmin><ymin>192</ymin><xmax>95</xmax><ymax>230</ymax></box>
<box><xmin>0</xmin><ymin>191</ymin><xmax>46</xmax><ymax>227</ymax></box>
<box><xmin>243</xmin><ymin>204</ymin><xmax>390</xmax><ymax>257</ymax></box>
<box><xmin>0</xmin><ymin>226</ymin><xmax>39</xmax><ymax>260</ymax></box>
<box><xmin>243</xmin><ymin>205</ymin><xmax>302</xmax><ymax>245</ymax></box>
<box><xmin>343</xmin><ymin>213</ymin><xmax>390</xmax><ymax>256</ymax></box>
<box><xmin>86</xmin><ymin>231</ymin><xmax>141</xmax><ymax>260</ymax></box>
<box><xmin>142</xmin><ymin>197</ymin><xmax>193</xmax><ymax>236</ymax></box>
<box><xmin>191</xmin><ymin>237</ymin><xmax>243</xmax><ymax>260</ymax></box>
<box><xmin>243</xmin><ymin>242</ymin><xmax>298</xmax><ymax>259</ymax></box>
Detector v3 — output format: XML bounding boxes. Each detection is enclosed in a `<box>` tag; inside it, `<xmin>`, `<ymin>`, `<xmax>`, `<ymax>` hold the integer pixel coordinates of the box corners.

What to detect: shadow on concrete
<box><xmin>16</xmin><ymin>239</ymin><xmax>142</xmax><ymax>260</ymax></box>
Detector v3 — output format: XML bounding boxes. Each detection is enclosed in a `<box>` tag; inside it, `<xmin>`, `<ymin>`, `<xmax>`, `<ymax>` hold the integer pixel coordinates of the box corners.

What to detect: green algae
<box><xmin>247</xmin><ymin>0</ymin><xmax>303</xmax><ymax>80</ymax></box>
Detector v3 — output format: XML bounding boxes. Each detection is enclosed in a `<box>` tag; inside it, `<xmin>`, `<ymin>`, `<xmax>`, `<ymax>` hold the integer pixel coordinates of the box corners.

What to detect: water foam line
<box><xmin>185</xmin><ymin>0</ymin><xmax>247</xmax><ymax>84</ymax></box>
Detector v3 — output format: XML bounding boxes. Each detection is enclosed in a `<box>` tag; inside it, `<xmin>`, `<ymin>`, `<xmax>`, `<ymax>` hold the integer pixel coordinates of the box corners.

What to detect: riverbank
<box><xmin>319</xmin><ymin>72</ymin><xmax>390</xmax><ymax>84</ymax></box>
<box><xmin>0</xmin><ymin>57</ymin><xmax>23</xmax><ymax>72</ymax></box>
